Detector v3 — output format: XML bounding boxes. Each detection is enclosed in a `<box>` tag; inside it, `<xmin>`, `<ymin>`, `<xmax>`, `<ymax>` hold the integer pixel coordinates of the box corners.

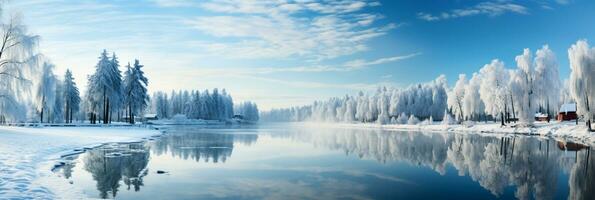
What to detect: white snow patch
<box><xmin>0</xmin><ymin>126</ymin><xmax>160</xmax><ymax>199</ymax></box>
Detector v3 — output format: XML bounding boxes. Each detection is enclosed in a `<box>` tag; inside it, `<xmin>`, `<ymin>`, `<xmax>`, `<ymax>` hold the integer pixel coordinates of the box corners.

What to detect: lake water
<box><xmin>55</xmin><ymin>124</ymin><xmax>594</xmax><ymax>199</ymax></box>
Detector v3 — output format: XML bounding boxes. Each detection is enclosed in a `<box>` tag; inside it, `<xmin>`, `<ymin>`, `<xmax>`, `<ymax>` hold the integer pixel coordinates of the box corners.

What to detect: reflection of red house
<box><xmin>557</xmin><ymin>103</ymin><xmax>577</xmax><ymax>121</ymax></box>
<box><xmin>557</xmin><ymin>141</ymin><xmax>588</xmax><ymax>151</ymax></box>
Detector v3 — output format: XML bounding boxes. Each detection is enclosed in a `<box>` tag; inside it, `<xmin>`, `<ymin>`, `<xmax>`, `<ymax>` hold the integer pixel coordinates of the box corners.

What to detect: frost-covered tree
<box><xmin>52</xmin><ymin>81</ymin><xmax>64</xmax><ymax>123</ymax></box>
<box><xmin>377</xmin><ymin>91</ymin><xmax>390</xmax><ymax>124</ymax></box>
<box><xmin>534</xmin><ymin>45</ymin><xmax>560</xmax><ymax>117</ymax></box>
<box><xmin>235</xmin><ymin>101</ymin><xmax>259</xmax><ymax>121</ymax></box>
<box><xmin>87</xmin><ymin>50</ymin><xmax>122</xmax><ymax>124</ymax></box>
<box><xmin>568</xmin><ymin>40</ymin><xmax>595</xmax><ymax>130</ymax></box>
<box><xmin>512</xmin><ymin>48</ymin><xmax>536</xmax><ymax>125</ymax></box>
<box><xmin>447</xmin><ymin>74</ymin><xmax>466</xmax><ymax>122</ymax></box>
<box><xmin>261</xmin><ymin>75</ymin><xmax>449</xmax><ymax>123</ymax></box>
<box><xmin>153</xmin><ymin>91</ymin><xmax>169</xmax><ymax>119</ymax></box>
<box><xmin>463</xmin><ymin>73</ymin><xmax>485</xmax><ymax>121</ymax></box>
<box><xmin>36</xmin><ymin>62</ymin><xmax>56</xmax><ymax>123</ymax></box>
<box><xmin>123</xmin><ymin>60</ymin><xmax>148</xmax><ymax>124</ymax></box>
<box><xmin>479</xmin><ymin>59</ymin><xmax>510</xmax><ymax>126</ymax></box>
<box><xmin>0</xmin><ymin>14</ymin><xmax>40</xmax><ymax>122</ymax></box>
<box><xmin>63</xmin><ymin>69</ymin><xmax>80</xmax><ymax>123</ymax></box>
<box><xmin>149</xmin><ymin>88</ymin><xmax>237</xmax><ymax>121</ymax></box>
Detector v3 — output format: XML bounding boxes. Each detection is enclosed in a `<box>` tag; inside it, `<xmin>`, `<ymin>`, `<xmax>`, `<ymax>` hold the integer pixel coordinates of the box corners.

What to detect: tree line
<box><xmin>262</xmin><ymin>40</ymin><xmax>594</xmax><ymax>130</ymax></box>
<box><xmin>150</xmin><ymin>89</ymin><xmax>259</xmax><ymax>122</ymax></box>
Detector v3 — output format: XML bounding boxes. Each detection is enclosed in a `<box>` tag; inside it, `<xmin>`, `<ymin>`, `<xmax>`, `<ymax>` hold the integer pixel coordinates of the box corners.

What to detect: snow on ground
<box><xmin>0</xmin><ymin>126</ymin><xmax>160</xmax><ymax>199</ymax></box>
<box><xmin>300</xmin><ymin>121</ymin><xmax>595</xmax><ymax>145</ymax></box>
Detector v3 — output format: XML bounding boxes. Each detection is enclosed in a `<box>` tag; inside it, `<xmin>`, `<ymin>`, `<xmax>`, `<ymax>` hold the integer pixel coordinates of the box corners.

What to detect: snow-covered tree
<box><xmin>123</xmin><ymin>59</ymin><xmax>149</xmax><ymax>124</ymax></box>
<box><xmin>479</xmin><ymin>59</ymin><xmax>510</xmax><ymax>125</ymax></box>
<box><xmin>261</xmin><ymin>75</ymin><xmax>449</xmax><ymax>123</ymax></box>
<box><xmin>568</xmin><ymin>40</ymin><xmax>595</xmax><ymax>129</ymax></box>
<box><xmin>235</xmin><ymin>101</ymin><xmax>259</xmax><ymax>121</ymax></box>
<box><xmin>87</xmin><ymin>50</ymin><xmax>123</xmax><ymax>124</ymax></box>
<box><xmin>447</xmin><ymin>74</ymin><xmax>467</xmax><ymax>122</ymax></box>
<box><xmin>0</xmin><ymin>14</ymin><xmax>40</xmax><ymax>122</ymax></box>
<box><xmin>534</xmin><ymin>45</ymin><xmax>561</xmax><ymax>117</ymax></box>
<box><xmin>36</xmin><ymin>62</ymin><xmax>56</xmax><ymax>123</ymax></box>
<box><xmin>511</xmin><ymin>48</ymin><xmax>536</xmax><ymax>125</ymax></box>
<box><xmin>463</xmin><ymin>73</ymin><xmax>485</xmax><ymax>121</ymax></box>
<box><xmin>153</xmin><ymin>91</ymin><xmax>169</xmax><ymax>119</ymax></box>
<box><xmin>52</xmin><ymin>81</ymin><xmax>64</xmax><ymax>123</ymax></box>
<box><xmin>63</xmin><ymin>69</ymin><xmax>80</xmax><ymax>123</ymax></box>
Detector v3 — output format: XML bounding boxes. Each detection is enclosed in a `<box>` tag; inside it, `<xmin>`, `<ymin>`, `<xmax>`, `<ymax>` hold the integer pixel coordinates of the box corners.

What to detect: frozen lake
<box><xmin>55</xmin><ymin>124</ymin><xmax>594</xmax><ymax>199</ymax></box>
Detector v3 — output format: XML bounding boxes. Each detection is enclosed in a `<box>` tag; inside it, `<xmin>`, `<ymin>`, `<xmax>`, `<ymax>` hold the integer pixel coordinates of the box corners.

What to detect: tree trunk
<box><xmin>104</xmin><ymin>99</ymin><xmax>110</xmax><ymax>124</ymax></box>
<box><xmin>510</xmin><ymin>94</ymin><xmax>516</xmax><ymax>122</ymax></box>
<box><xmin>40</xmin><ymin>108</ymin><xmax>43</xmax><ymax>123</ymax></box>
<box><xmin>65</xmin><ymin>101</ymin><xmax>69</xmax><ymax>123</ymax></box>
<box><xmin>500</xmin><ymin>112</ymin><xmax>505</xmax><ymax>126</ymax></box>
<box><xmin>129</xmin><ymin>104</ymin><xmax>133</xmax><ymax>124</ymax></box>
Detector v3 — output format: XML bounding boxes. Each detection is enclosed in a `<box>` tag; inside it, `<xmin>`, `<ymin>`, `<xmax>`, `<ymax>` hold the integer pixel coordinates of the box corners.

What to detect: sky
<box><xmin>4</xmin><ymin>0</ymin><xmax>595</xmax><ymax>110</ymax></box>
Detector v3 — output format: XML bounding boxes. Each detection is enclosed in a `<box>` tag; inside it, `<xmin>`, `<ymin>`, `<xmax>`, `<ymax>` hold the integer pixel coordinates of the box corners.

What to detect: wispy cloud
<box><xmin>240</xmin><ymin>53</ymin><xmax>420</xmax><ymax>73</ymax></box>
<box><xmin>417</xmin><ymin>1</ymin><xmax>528</xmax><ymax>21</ymax></box>
<box><xmin>343</xmin><ymin>52</ymin><xmax>421</xmax><ymax>70</ymax></box>
<box><xmin>236</xmin><ymin>75</ymin><xmax>397</xmax><ymax>90</ymax></box>
<box><xmin>178</xmin><ymin>0</ymin><xmax>394</xmax><ymax>60</ymax></box>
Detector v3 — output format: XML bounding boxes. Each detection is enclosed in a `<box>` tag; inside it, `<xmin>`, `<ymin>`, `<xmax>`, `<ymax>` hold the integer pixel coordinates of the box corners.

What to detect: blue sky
<box><xmin>6</xmin><ymin>0</ymin><xmax>595</xmax><ymax>110</ymax></box>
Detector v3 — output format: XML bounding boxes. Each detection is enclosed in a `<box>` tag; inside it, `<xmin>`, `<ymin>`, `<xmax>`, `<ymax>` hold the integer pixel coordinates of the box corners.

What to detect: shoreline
<box><xmin>0</xmin><ymin>126</ymin><xmax>162</xmax><ymax>199</ymax></box>
<box><xmin>289</xmin><ymin>121</ymin><xmax>595</xmax><ymax>145</ymax></box>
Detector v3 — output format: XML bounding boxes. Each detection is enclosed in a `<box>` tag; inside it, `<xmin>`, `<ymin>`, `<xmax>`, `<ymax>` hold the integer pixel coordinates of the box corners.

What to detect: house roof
<box><xmin>559</xmin><ymin>103</ymin><xmax>576</xmax><ymax>113</ymax></box>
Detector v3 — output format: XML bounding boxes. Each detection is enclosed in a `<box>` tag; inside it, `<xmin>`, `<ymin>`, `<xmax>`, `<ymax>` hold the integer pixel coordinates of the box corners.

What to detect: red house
<box><xmin>557</xmin><ymin>103</ymin><xmax>577</xmax><ymax>121</ymax></box>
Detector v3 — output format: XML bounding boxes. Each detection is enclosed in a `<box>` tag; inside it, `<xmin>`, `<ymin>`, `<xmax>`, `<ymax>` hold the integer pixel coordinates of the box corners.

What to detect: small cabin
<box><xmin>144</xmin><ymin>113</ymin><xmax>158</xmax><ymax>120</ymax></box>
<box><xmin>534</xmin><ymin>113</ymin><xmax>550</xmax><ymax>122</ymax></box>
<box><xmin>557</xmin><ymin>103</ymin><xmax>577</xmax><ymax>121</ymax></box>
<box><xmin>232</xmin><ymin>114</ymin><xmax>244</xmax><ymax>120</ymax></box>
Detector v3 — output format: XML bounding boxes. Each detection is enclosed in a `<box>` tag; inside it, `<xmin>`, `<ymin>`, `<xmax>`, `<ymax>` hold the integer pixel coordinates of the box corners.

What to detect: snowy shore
<box><xmin>298</xmin><ymin>121</ymin><xmax>595</xmax><ymax>145</ymax></box>
<box><xmin>0</xmin><ymin>126</ymin><xmax>160</xmax><ymax>199</ymax></box>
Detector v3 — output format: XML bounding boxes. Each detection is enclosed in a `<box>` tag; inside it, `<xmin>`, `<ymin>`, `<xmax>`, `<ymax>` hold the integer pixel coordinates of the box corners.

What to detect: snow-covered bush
<box><xmin>408</xmin><ymin>115</ymin><xmax>420</xmax><ymax>125</ymax></box>
<box><xmin>396</xmin><ymin>113</ymin><xmax>408</xmax><ymax>124</ymax></box>
<box><xmin>420</xmin><ymin>116</ymin><xmax>433</xmax><ymax>125</ymax></box>
<box><xmin>442</xmin><ymin>111</ymin><xmax>455</xmax><ymax>125</ymax></box>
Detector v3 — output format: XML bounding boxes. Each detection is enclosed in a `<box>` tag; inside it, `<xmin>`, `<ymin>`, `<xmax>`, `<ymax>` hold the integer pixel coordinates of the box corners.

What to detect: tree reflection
<box><xmin>275</xmin><ymin>127</ymin><xmax>593</xmax><ymax>200</ymax></box>
<box><xmin>150</xmin><ymin>129</ymin><xmax>258</xmax><ymax>163</ymax></box>
<box><xmin>83</xmin><ymin>143</ymin><xmax>149</xmax><ymax>199</ymax></box>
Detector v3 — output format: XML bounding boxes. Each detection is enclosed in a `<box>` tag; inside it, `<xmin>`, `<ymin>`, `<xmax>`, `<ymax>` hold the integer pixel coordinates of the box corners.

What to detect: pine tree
<box><xmin>63</xmin><ymin>69</ymin><xmax>81</xmax><ymax>123</ymax></box>
<box><xmin>88</xmin><ymin>50</ymin><xmax>123</xmax><ymax>124</ymax></box>
<box><xmin>123</xmin><ymin>59</ymin><xmax>149</xmax><ymax>124</ymax></box>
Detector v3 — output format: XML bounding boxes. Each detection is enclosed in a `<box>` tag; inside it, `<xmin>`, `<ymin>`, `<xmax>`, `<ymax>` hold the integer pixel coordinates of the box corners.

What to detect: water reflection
<box><xmin>82</xmin><ymin>143</ymin><xmax>150</xmax><ymax>198</ymax></box>
<box><xmin>151</xmin><ymin>128</ymin><xmax>258</xmax><ymax>163</ymax></box>
<box><xmin>58</xmin><ymin>126</ymin><xmax>593</xmax><ymax>200</ymax></box>
<box><xmin>272</xmin><ymin>127</ymin><xmax>593</xmax><ymax>200</ymax></box>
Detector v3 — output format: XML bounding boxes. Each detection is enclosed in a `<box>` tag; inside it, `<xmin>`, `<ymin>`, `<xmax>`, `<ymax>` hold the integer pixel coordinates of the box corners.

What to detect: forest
<box><xmin>261</xmin><ymin>43</ymin><xmax>594</xmax><ymax>130</ymax></box>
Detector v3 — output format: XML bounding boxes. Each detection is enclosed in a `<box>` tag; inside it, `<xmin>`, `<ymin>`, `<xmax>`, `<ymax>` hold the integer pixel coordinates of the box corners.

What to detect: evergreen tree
<box><xmin>88</xmin><ymin>50</ymin><xmax>122</xmax><ymax>124</ymax></box>
<box><xmin>123</xmin><ymin>60</ymin><xmax>149</xmax><ymax>124</ymax></box>
<box><xmin>63</xmin><ymin>69</ymin><xmax>81</xmax><ymax>123</ymax></box>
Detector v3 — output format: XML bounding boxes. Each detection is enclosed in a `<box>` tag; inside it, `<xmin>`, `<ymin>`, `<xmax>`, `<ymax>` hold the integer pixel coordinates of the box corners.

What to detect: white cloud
<box><xmin>343</xmin><ymin>52</ymin><xmax>421</xmax><ymax>70</ymax></box>
<box><xmin>230</xmin><ymin>53</ymin><xmax>420</xmax><ymax>73</ymax></box>
<box><xmin>418</xmin><ymin>1</ymin><xmax>528</xmax><ymax>21</ymax></box>
<box><xmin>182</xmin><ymin>0</ymin><xmax>393</xmax><ymax>60</ymax></box>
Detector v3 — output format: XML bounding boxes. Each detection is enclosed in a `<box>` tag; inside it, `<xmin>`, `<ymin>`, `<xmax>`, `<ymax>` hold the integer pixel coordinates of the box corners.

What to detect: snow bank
<box><xmin>297</xmin><ymin>121</ymin><xmax>595</xmax><ymax>145</ymax></box>
<box><xmin>0</xmin><ymin>126</ymin><xmax>160</xmax><ymax>199</ymax></box>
